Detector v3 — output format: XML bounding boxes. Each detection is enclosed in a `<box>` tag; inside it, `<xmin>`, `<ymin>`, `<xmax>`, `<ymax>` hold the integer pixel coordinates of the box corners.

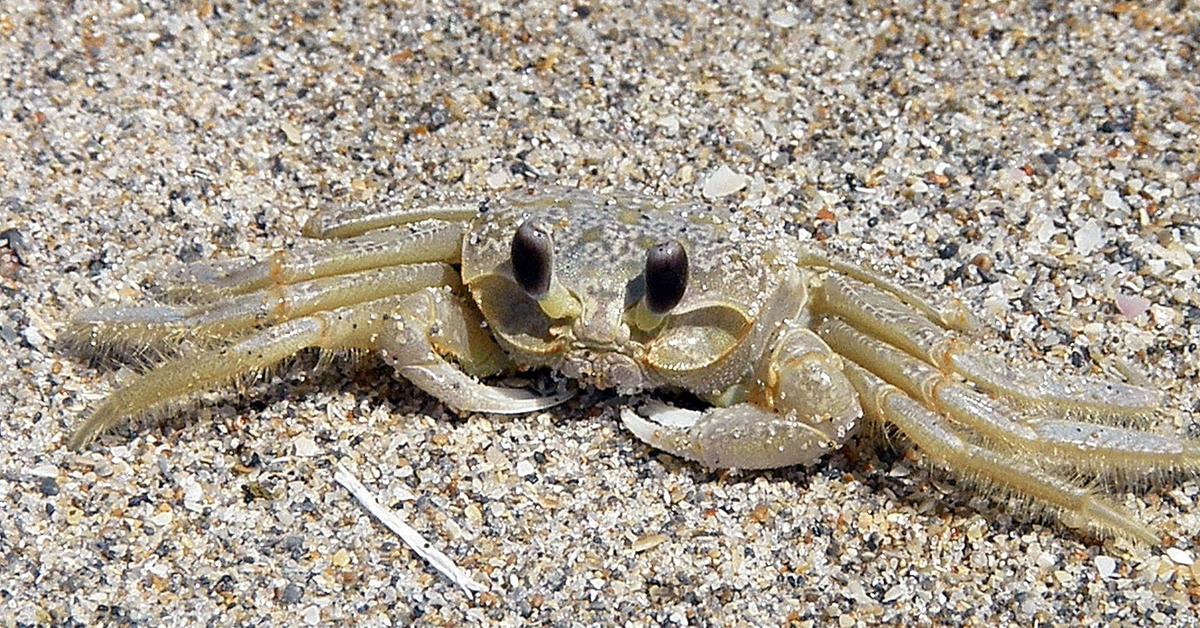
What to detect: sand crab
<box><xmin>67</xmin><ymin>188</ymin><xmax>1195</xmax><ymax>544</ymax></box>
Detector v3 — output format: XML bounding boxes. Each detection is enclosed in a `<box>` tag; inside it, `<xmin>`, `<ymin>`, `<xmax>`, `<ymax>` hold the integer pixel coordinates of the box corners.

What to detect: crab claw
<box><xmin>397</xmin><ymin>361</ymin><xmax>574</xmax><ymax>414</ymax></box>
<box><xmin>620</xmin><ymin>400</ymin><xmax>841</xmax><ymax>470</ymax></box>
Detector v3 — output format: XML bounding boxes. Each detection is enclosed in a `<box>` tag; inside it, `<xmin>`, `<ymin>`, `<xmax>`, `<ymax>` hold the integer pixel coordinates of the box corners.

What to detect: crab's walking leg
<box><xmin>68</xmin><ymin>296</ymin><xmax>404</xmax><ymax>449</ymax></box>
<box><xmin>164</xmin><ymin>220</ymin><xmax>464</xmax><ymax>302</ymax></box>
<box><xmin>68</xmin><ymin>264</ymin><xmax>459</xmax><ymax>353</ymax></box>
<box><xmin>818</xmin><ymin>318</ymin><xmax>1200</xmax><ymax>477</ymax></box>
<box><xmin>622</xmin><ymin>326</ymin><xmax>861</xmax><ymax>469</ymax></box>
<box><xmin>798</xmin><ymin>251</ymin><xmax>976</xmax><ymax>331</ymax></box>
<box><xmin>303</xmin><ymin>200</ymin><xmax>479</xmax><ymax>239</ymax></box>
<box><xmin>841</xmin><ymin>362</ymin><xmax>1160</xmax><ymax>544</ymax></box>
<box><xmin>817</xmin><ymin>273</ymin><xmax>1163</xmax><ymax>420</ymax></box>
<box><xmin>378</xmin><ymin>288</ymin><xmax>573</xmax><ymax>414</ymax></box>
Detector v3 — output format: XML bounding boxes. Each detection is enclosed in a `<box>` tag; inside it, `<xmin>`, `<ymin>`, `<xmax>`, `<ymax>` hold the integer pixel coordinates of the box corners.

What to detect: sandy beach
<box><xmin>2</xmin><ymin>1</ymin><xmax>1198</xmax><ymax>624</ymax></box>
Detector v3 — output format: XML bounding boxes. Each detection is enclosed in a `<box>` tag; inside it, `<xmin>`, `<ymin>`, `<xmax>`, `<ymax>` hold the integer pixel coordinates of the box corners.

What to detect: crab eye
<box><xmin>511</xmin><ymin>219</ymin><xmax>554</xmax><ymax>298</ymax></box>
<box><xmin>645</xmin><ymin>240</ymin><xmax>688</xmax><ymax>314</ymax></box>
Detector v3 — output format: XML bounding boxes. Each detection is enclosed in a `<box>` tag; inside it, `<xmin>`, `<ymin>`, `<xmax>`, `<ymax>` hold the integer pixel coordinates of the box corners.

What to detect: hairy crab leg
<box><xmin>841</xmin><ymin>362</ymin><xmax>1160</xmax><ymax>545</ymax></box>
<box><xmin>303</xmin><ymin>200</ymin><xmax>479</xmax><ymax>239</ymax></box>
<box><xmin>818</xmin><ymin>318</ymin><xmax>1200</xmax><ymax>478</ymax></box>
<box><xmin>66</xmin><ymin>263</ymin><xmax>460</xmax><ymax>356</ymax></box>
<box><xmin>378</xmin><ymin>288</ymin><xmax>573</xmax><ymax>414</ymax></box>
<box><xmin>68</xmin><ymin>295</ymin><xmax>407</xmax><ymax>449</ymax></box>
<box><xmin>816</xmin><ymin>273</ymin><xmax>1163</xmax><ymax>421</ymax></box>
<box><xmin>163</xmin><ymin>219</ymin><xmax>465</xmax><ymax>303</ymax></box>
<box><xmin>797</xmin><ymin>251</ymin><xmax>976</xmax><ymax>331</ymax></box>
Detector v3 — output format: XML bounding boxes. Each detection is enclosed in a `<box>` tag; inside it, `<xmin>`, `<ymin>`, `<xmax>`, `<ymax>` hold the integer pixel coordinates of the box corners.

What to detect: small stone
<box><xmin>302</xmin><ymin>605</ymin><xmax>321</xmax><ymax>625</ymax></box>
<box><xmin>486</xmin><ymin>170</ymin><xmax>510</xmax><ymax>189</ymax></box>
<box><xmin>65</xmin><ymin>507</ymin><xmax>83</xmax><ymax>525</ymax></box>
<box><xmin>883</xmin><ymin>584</ymin><xmax>905</xmax><ymax>603</ymax></box>
<box><xmin>22</xmin><ymin>325</ymin><xmax>45</xmax><ymax>350</ymax></box>
<box><xmin>282</xmin><ymin>535</ymin><xmax>305</xmax><ymax>553</ymax></box>
<box><xmin>332</xmin><ymin>548</ymin><xmax>351</xmax><ymax>567</ymax></box>
<box><xmin>485</xmin><ymin>445</ymin><xmax>510</xmax><ymax>469</ymax></box>
<box><xmin>29</xmin><ymin>463</ymin><xmax>58</xmax><ymax>478</ymax></box>
<box><xmin>768</xmin><ymin>10</ymin><xmax>798</xmax><ymax>28</ymax></box>
<box><xmin>702</xmin><ymin>165</ymin><xmax>747</xmax><ymax>198</ymax></box>
<box><xmin>183</xmin><ymin>488</ymin><xmax>203</xmax><ymax>512</ymax></box>
<box><xmin>150</xmin><ymin>511</ymin><xmax>173</xmax><ymax>527</ymax></box>
<box><xmin>38</xmin><ymin>477</ymin><xmax>59</xmax><ymax>496</ymax></box>
<box><xmin>631</xmin><ymin>533</ymin><xmax>668</xmax><ymax>553</ymax></box>
<box><xmin>1165</xmin><ymin>547</ymin><xmax>1194</xmax><ymax>566</ymax></box>
<box><xmin>515</xmin><ymin>459</ymin><xmax>535</xmax><ymax>477</ymax></box>
<box><xmin>1095</xmin><ymin>555</ymin><xmax>1116</xmax><ymax>579</ymax></box>
<box><xmin>282</xmin><ymin>583</ymin><xmax>303</xmax><ymax>604</ymax></box>
<box><xmin>657</xmin><ymin>115</ymin><xmax>680</xmax><ymax>135</ymax></box>
<box><xmin>1074</xmin><ymin>219</ymin><xmax>1105</xmax><ymax>256</ymax></box>
<box><xmin>280</xmin><ymin>120</ymin><xmax>302</xmax><ymax>144</ymax></box>
<box><xmin>1142</xmin><ymin>57</ymin><xmax>1161</xmax><ymax>77</ymax></box>
<box><xmin>1115</xmin><ymin>294</ymin><xmax>1151</xmax><ymax>319</ymax></box>
<box><xmin>293</xmin><ymin>435</ymin><xmax>319</xmax><ymax>457</ymax></box>
<box><xmin>1036</xmin><ymin>552</ymin><xmax>1056</xmax><ymax>569</ymax></box>
<box><xmin>465</xmin><ymin>503</ymin><xmax>483</xmax><ymax>526</ymax></box>
<box><xmin>1102</xmin><ymin>189</ymin><xmax>1126</xmax><ymax>211</ymax></box>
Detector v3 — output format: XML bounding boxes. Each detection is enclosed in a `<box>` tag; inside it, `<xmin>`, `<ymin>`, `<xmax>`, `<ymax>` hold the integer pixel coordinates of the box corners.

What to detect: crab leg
<box><xmin>303</xmin><ymin>200</ymin><xmax>479</xmax><ymax>239</ymax></box>
<box><xmin>841</xmin><ymin>362</ymin><xmax>1160</xmax><ymax>544</ymax></box>
<box><xmin>816</xmin><ymin>273</ymin><xmax>1163</xmax><ymax>420</ymax></box>
<box><xmin>818</xmin><ymin>318</ymin><xmax>1200</xmax><ymax>477</ymax></box>
<box><xmin>68</xmin><ymin>296</ymin><xmax>405</xmax><ymax>449</ymax></box>
<box><xmin>163</xmin><ymin>220</ymin><xmax>465</xmax><ymax>302</ymax></box>
<box><xmin>622</xmin><ymin>325</ymin><xmax>860</xmax><ymax>469</ymax></box>
<box><xmin>378</xmin><ymin>288</ymin><xmax>573</xmax><ymax>414</ymax></box>
<box><xmin>798</xmin><ymin>251</ymin><xmax>976</xmax><ymax>331</ymax></box>
<box><xmin>68</xmin><ymin>263</ymin><xmax>460</xmax><ymax>355</ymax></box>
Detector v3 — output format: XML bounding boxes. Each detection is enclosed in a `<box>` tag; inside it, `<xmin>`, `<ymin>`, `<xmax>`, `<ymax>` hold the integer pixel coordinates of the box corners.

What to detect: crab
<box><xmin>66</xmin><ymin>188</ymin><xmax>1196</xmax><ymax>545</ymax></box>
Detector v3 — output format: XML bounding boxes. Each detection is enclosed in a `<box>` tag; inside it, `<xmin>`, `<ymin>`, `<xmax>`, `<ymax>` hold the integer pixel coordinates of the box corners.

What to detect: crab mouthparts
<box><xmin>561</xmin><ymin>351</ymin><xmax>645</xmax><ymax>393</ymax></box>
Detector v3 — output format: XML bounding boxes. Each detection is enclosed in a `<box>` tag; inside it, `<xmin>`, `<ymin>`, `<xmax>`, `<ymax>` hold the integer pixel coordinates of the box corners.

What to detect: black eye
<box><xmin>511</xmin><ymin>219</ymin><xmax>554</xmax><ymax>298</ymax></box>
<box><xmin>645</xmin><ymin>240</ymin><xmax>688</xmax><ymax>314</ymax></box>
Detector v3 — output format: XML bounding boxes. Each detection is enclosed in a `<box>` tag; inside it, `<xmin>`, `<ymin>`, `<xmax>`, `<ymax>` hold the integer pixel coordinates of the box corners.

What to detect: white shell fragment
<box><xmin>1102</xmin><ymin>189</ymin><xmax>1126</xmax><ymax>211</ymax></box>
<box><xmin>1115</xmin><ymin>294</ymin><xmax>1151</xmax><ymax>319</ymax></box>
<box><xmin>1095</xmin><ymin>554</ymin><xmax>1116</xmax><ymax>579</ymax></box>
<box><xmin>631</xmin><ymin>533</ymin><xmax>668</xmax><ymax>553</ymax></box>
<box><xmin>1074</xmin><ymin>219</ymin><xmax>1105</xmax><ymax>256</ymax></box>
<box><xmin>702</xmin><ymin>165</ymin><xmax>747</xmax><ymax>198</ymax></box>
<box><xmin>28</xmin><ymin>463</ymin><xmax>58</xmax><ymax>478</ymax></box>
<box><xmin>1165</xmin><ymin>547</ymin><xmax>1195</xmax><ymax>566</ymax></box>
<box><xmin>334</xmin><ymin>463</ymin><xmax>486</xmax><ymax>595</ymax></box>
<box><xmin>768</xmin><ymin>10</ymin><xmax>799</xmax><ymax>28</ymax></box>
<box><xmin>293</xmin><ymin>435</ymin><xmax>320</xmax><ymax>457</ymax></box>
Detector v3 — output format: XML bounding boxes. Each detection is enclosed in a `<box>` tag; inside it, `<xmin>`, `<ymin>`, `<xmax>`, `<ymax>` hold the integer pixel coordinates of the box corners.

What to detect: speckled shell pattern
<box><xmin>459</xmin><ymin>188</ymin><xmax>805</xmax><ymax>395</ymax></box>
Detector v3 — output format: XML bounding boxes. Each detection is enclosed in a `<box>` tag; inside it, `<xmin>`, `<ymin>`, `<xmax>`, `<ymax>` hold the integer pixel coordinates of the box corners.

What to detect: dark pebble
<box><xmin>0</xmin><ymin>228</ymin><xmax>28</xmax><ymax>266</ymax></box>
<box><xmin>282</xmin><ymin>583</ymin><xmax>304</xmax><ymax>604</ymax></box>
<box><xmin>1037</xmin><ymin>152</ymin><xmax>1059</xmax><ymax>173</ymax></box>
<box><xmin>39</xmin><ymin>476</ymin><xmax>59</xmax><ymax>496</ymax></box>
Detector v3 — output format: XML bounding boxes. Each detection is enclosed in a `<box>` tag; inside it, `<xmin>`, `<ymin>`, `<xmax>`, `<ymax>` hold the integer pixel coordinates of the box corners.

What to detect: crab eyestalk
<box><xmin>511</xmin><ymin>218</ymin><xmax>580</xmax><ymax>319</ymax></box>
<box><xmin>632</xmin><ymin>240</ymin><xmax>689</xmax><ymax>332</ymax></box>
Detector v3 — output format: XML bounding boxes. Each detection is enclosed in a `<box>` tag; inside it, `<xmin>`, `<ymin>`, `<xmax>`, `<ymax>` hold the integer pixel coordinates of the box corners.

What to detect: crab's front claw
<box><xmin>380</xmin><ymin>288</ymin><xmax>574</xmax><ymax>414</ymax></box>
<box><xmin>621</xmin><ymin>401</ymin><xmax>846</xmax><ymax>469</ymax></box>
<box><xmin>623</xmin><ymin>326</ymin><xmax>862</xmax><ymax>470</ymax></box>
